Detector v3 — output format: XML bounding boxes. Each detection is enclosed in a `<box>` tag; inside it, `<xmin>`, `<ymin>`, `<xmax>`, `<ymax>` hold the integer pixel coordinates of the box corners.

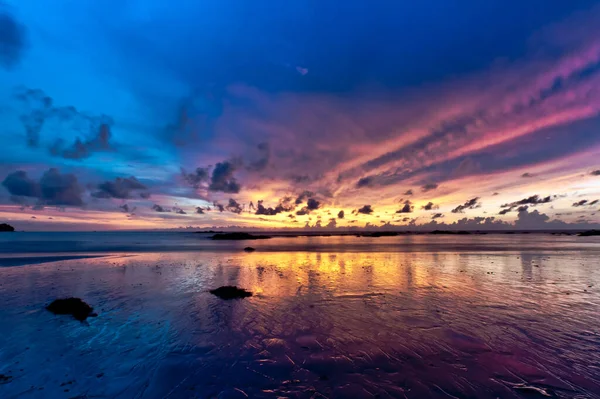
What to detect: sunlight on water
<box><xmin>1</xmin><ymin>241</ymin><xmax>600</xmax><ymax>398</ymax></box>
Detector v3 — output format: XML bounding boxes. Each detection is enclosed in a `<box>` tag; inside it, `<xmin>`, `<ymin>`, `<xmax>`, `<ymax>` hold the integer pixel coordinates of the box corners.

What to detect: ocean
<box><xmin>0</xmin><ymin>232</ymin><xmax>599</xmax><ymax>398</ymax></box>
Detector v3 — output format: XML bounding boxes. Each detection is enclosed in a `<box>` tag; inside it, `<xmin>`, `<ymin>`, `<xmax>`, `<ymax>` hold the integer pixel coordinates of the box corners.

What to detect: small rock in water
<box><xmin>243</xmin><ymin>247</ymin><xmax>256</xmax><ymax>252</ymax></box>
<box><xmin>0</xmin><ymin>374</ymin><xmax>13</xmax><ymax>384</ymax></box>
<box><xmin>46</xmin><ymin>298</ymin><xmax>97</xmax><ymax>321</ymax></box>
<box><xmin>210</xmin><ymin>286</ymin><xmax>253</xmax><ymax>300</ymax></box>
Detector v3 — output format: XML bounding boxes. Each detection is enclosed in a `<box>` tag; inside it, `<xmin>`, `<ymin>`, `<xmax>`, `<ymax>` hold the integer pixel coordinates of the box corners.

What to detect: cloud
<box><xmin>307</xmin><ymin>198</ymin><xmax>320</xmax><ymax>210</ymax></box>
<box><xmin>356</xmin><ymin>176</ymin><xmax>373</xmax><ymax>188</ymax></box>
<box><xmin>573</xmin><ymin>199</ymin><xmax>599</xmax><ymax>207</ymax></box>
<box><xmin>421</xmin><ymin>183</ymin><xmax>438</xmax><ymax>192</ymax></box>
<box><xmin>295</xmin><ymin>190</ymin><xmax>314</xmax><ymax>205</ymax></box>
<box><xmin>119</xmin><ymin>204</ymin><xmax>136</xmax><ymax>214</ymax></box>
<box><xmin>195</xmin><ymin>207</ymin><xmax>205</xmax><ymax>214</ymax></box>
<box><xmin>432</xmin><ymin>213</ymin><xmax>444</xmax><ymax>219</ymax></box>
<box><xmin>225</xmin><ymin>198</ymin><xmax>243</xmax><ymax>214</ymax></box>
<box><xmin>521</xmin><ymin>172</ymin><xmax>534</xmax><ymax>178</ymax></box>
<box><xmin>181</xmin><ymin>167</ymin><xmax>209</xmax><ymax>188</ymax></box>
<box><xmin>396</xmin><ymin>200</ymin><xmax>413</xmax><ymax>214</ymax></box>
<box><xmin>295</xmin><ymin>197</ymin><xmax>321</xmax><ymax>215</ymax></box>
<box><xmin>2</xmin><ymin>168</ymin><xmax>83</xmax><ymax>206</ymax></box>
<box><xmin>0</xmin><ymin>9</ymin><xmax>26</xmax><ymax>70</ymax></box>
<box><xmin>421</xmin><ymin>202</ymin><xmax>439</xmax><ymax>211</ymax></box>
<box><xmin>591</xmin><ymin>170</ymin><xmax>600</xmax><ymax>176</ymax></box>
<box><xmin>451</xmin><ymin>197</ymin><xmax>481</xmax><ymax>213</ymax></box>
<box><xmin>91</xmin><ymin>176</ymin><xmax>147</xmax><ymax>199</ymax></box>
<box><xmin>15</xmin><ymin>87</ymin><xmax>115</xmax><ymax>155</ymax></box>
<box><xmin>213</xmin><ymin>202</ymin><xmax>225</xmax><ymax>212</ymax></box>
<box><xmin>499</xmin><ymin>195</ymin><xmax>555</xmax><ymax>214</ymax></box>
<box><xmin>50</xmin><ymin>121</ymin><xmax>114</xmax><ymax>160</ymax></box>
<box><xmin>173</xmin><ymin>206</ymin><xmax>187</xmax><ymax>214</ymax></box>
<box><xmin>338</xmin><ymin>210</ymin><xmax>344</xmax><ymax>219</ymax></box>
<box><xmin>404</xmin><ymin>189</ymin><xmax>413</xmax><ymax>196</ymax></box>
<box><xmin>152</xmin><ymin>204</ymin><xmax>169</xmax><ymax>212</ymax></box>
<box><xmin>247</xmin><ymin>142</ymin><xmax>270</xmax><ymax>171</ymax></box>
<box><xmin>208</xmin><ymin>161</ymin><xmax>241</xmax><ymax>193</ymax></box>
<box><xmin>357</xmin><ymin>205</ymin><xmax>373</xmax><ymax>214</ymax></box>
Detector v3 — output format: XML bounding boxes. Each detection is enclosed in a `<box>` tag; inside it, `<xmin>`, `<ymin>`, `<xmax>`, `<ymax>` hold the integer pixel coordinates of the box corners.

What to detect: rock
<box><xmin>579</xmin><ymin>230</ymin><xmax>600</xmax><ymax>236</ymax></box>
<box><xmin>46</xmin><ymin>298</ymin><xmax>97</xmax><ymax>321</ymax></box>
<box><xmin>0</xmin><ymin>374</ymin><xmax>12</xmax><ymax>384</ymax></box>
<box><xmin>243</xmin><ymin>247</ymin><xmax>256</xmax><ymax>252</ymax></box>
<box><xmin>210</xmin><ymin>286</ymin><xmax>253</xmax><ymax>300</ymax></box>
<box><xmin>211</xmin><ymin>232</ymin><xmax>271</xmax><ymax>240</ymax></box>
<box><xmin>0</xmin><ymin>223</ymin><xmax>15</xmax><ymax>232</ymax></box>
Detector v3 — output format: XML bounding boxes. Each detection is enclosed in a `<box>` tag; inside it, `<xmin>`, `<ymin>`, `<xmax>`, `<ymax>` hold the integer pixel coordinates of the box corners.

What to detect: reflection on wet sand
<box><xmin>0</xmin><ymin>249</ymin><xmax>599</xmax><ymax>398</ymax></box>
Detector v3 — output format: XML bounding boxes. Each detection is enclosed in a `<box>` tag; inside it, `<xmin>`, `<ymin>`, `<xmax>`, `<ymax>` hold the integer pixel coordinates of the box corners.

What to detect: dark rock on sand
<box><xmin>579</xmin><ymin>230</ymin><xmax>600</xmax><ymax>237</ymax></box>
<box><xmin>211</xmin><ymin>232</ymin><xmax>271</xmax><ymax>240</ymax></box>
<box><xmin>210</xmin><ymin>286</ymin><xmax>253</xmax><ymax>300</ymax></box>
<box><xmin>46</xmin><ymin>298</ymin><xmax>97</xmax><ymax>321</ymax></box>
<box><xmin>243</xmin><ymin>247</ymin><xmax>256</xmax><ymax>252</ymax></box>
<box><xmin>0</xmin><ymin>223</ymin><xmax>15</xmax><ymax>232</ymax></box>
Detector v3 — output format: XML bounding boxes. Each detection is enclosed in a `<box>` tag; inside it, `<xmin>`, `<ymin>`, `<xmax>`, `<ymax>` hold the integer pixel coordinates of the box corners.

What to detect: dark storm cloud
<box><xmin>247</xmin><ymin>142</ymin><xmax>270</xmax><ymax>172</ymax></box>
<box><xmin>14</xmin><ymin>87</ymin><xmax>115</xmax><ymax>154</ymax></box>
<box><xmin>451</xmin><ymin>197</ymin><xmax>481</xmax><ymax>213</ymax></box>
<box><xmin>338</xmin><ymin>210</ymin><xmax>344</xmax><ymax>219</ymax></box>
<box><xmin>225</xmin><ymin>198</ymin><xmax>243</xmax><ymax>214</ymax></box>
<box><xmin>421</xmin><ymin>183</ymin><xmax>438</xmax><ymax>192</ymax></box>
<box><xmin>181</xmin><ymin>167</ymin><xmax>209</xmax><ymax>188</ymax></box>
<box><xmin>2</xmin><ymin>168</ymin><xmax>83</xmax><ymax>206</ymax></box>
<box><xmin>421</xmin><ymin>202</ymin><xmax>439</xmax><ymax>211</ymax></box>
<box><xmin>208</xmin><ymin>161</ymin><xmax>241</xmax><ymax>193</ymax></box>
<box><xmin>357</xmin><ymin>205</ymin><xmax>373</xmax><ymax>215</ymax></box>
<box><xmin>396</xmin><ymin>201</ymin><xmax>413</xmax><ymax>214</ymax></box>
<box><xmin>0</xmin><ymin>9</ymin><xmax>26</xmax><ymax>70</ymax></box>
<box><xmin>91</xmin><ymin>176</ymin><xmax>147</xmax><ymax>199</ymax></box>
<box><xmin>432</xmin><ymin>213</ymin><xmax>443</xmax><ymax>219</ymax></box>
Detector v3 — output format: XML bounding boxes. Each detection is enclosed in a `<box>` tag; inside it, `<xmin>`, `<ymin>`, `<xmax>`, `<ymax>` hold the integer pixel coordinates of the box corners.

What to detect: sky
<box><xmin>1</xmin><ymin>0</ymin><xmax>600</xmax><ymax>231</ymax></box>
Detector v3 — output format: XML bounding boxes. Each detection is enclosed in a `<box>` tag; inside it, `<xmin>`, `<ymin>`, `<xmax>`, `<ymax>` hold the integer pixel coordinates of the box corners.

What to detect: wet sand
<box><xmin>0</xmin><ymin>240</ymin><xmax>599</xmax><ymax>398</ymax></box>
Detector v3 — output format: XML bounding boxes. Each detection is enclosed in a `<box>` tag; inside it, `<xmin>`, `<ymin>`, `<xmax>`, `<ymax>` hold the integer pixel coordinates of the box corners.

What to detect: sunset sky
<box><xmin>1</xmin><ymin>0</ymin><xmax>600</xmax><ymax>231</ymax></box>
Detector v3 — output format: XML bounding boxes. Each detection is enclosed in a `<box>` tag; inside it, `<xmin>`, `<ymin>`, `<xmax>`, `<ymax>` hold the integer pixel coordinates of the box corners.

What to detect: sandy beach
<box><xmin>1</xmin><ymin>234</ymin><xmax>599</xmax><ymax>398</ymax></box>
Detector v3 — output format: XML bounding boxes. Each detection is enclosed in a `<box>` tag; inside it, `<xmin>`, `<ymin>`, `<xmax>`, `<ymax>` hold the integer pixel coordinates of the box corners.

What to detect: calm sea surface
<box><xmin>0</xmin><ymin>233</ymin><xmax>599</xmax><ymax>398</ymax></box>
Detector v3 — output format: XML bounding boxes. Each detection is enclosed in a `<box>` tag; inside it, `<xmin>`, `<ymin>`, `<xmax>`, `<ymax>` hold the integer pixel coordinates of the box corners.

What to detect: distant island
<box><xmin>211</xmin><ymin>232</ymin><xmax>272</xmax><ymax>240</ymax></box>
<box><xmin>0</xmin><ymin>223</ymin><xmax>15</xmax><ymax>232</ymax></box>
<box><xmin>579</xmin><ymin>230</ymin><xmax>600</xmax><ymax>237</ymax></box>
